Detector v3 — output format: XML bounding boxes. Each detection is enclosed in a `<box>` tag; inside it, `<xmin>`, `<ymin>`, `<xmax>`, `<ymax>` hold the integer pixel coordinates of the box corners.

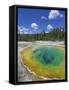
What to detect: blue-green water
<box><xmin>21</xmin><ymin>46</ymin><xmax>65</xmax><ymax>78</ymax></box>
<box><xmin>32</xmin><ymin>47</ymin><xmax>64</xmax><ymax>66</ymax></box>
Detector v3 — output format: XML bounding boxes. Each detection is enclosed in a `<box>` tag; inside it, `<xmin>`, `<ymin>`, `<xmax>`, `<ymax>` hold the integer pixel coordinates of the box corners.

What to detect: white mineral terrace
<box><xmin>18</xmin><ymin>41</ymin><xmax>65</xmax><ymax>82</ymax></box>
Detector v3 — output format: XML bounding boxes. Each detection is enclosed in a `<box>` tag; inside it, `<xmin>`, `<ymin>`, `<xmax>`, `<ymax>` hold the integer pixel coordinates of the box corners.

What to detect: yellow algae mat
<box><xmin>21</xmin><ymin>45</ymin><xmax>65</xmax><ymax>80</ymax></box>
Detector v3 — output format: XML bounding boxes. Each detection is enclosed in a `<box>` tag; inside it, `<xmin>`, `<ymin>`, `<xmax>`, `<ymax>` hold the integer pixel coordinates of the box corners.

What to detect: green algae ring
<box><xmin>21</xmin><ymin>45</ymin><xmax>65</xmax><ymax>79</ymax></box>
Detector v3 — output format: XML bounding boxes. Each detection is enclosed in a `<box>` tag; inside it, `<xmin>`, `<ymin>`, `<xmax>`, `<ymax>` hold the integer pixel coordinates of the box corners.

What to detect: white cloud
<box><xmin>47</xmin><ymin>24</ymin><xmax>53</xmax><ymax>30</ymax></box>
<box><xmin>18</xmin><ymin>26</ymin><xmax>23</xmax><ymax>34</ymax></box>
<box><xmin>48</xmin><ymin>10</ymin><xmax>63</xmax><ymax>19</ymax></box>
<box><xmin>41</xmin><ymin>16</ymin><xmax>47</xmax><ymax>20</ymax></box>
<box><xmin>60</xmin><ymin>14</ymin><xmax>63</xmax><ymax>18</ymax></box>
<box><xmin>18</xmin><ymin>26</ymin><xmax>29</xmax><ymax>34</ymax></box>
<box><xmin>45</xmin><ymin>31</ymin><xmax>49</xmax><ymax>33</ymax></box>
<box><xmin>31</xmin><ymin>22</ymin><xmax>38</xmax><ymax>30</ymax></box>
<box><xmin>22</xmin><ymin>27</ymin><xmax>29</xmax><ymax>34</ymax></box>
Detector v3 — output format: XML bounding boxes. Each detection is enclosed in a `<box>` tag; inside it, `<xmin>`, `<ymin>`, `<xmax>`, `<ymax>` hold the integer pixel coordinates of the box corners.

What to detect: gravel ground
<box><xmin>18</xmin><ymin>41</ymin><xmax>64</xmax><ymax>82</ymax></box>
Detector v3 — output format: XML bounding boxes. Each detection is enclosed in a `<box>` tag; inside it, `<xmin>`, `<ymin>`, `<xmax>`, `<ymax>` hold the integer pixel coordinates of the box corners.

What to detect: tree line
<box><xmin>18</xmin><ymin>27</ymin><xmax>65</xmax><ymax>41</ymax></box>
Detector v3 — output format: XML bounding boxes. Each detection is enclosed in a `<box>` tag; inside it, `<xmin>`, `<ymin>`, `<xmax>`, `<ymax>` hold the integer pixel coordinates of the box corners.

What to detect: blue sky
<box><xmin>18</xmin><ymin>8</ymin><xmax>65</xmax><ymax>34</ymax></box>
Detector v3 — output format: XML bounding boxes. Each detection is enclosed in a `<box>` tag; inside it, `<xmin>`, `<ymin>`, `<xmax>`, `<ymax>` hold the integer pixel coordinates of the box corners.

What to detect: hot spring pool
<box><xmin>21</xmin><ymin>45</ymin><xmax>65</xmax><ymax>79</ymax></box>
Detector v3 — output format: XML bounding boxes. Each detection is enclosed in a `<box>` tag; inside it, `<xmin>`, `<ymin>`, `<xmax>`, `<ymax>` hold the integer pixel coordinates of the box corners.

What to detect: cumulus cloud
<box><xmin>31</xmin><ymin>22</ymin><xmax>38</xmax><ymax>30</ymax></box>
<box><xmin>18</xmin><ymin>26</ymin><xmax>23</xmax><ymax>34</ymax></box>
<box><xmin>22</xmin><ymin>27</ymin><xmax>29</xmax><ymax>34</ymax></box>
<box><xmin>47</xmin><ymin>24</ymin><xmax>53</xmax><ymax>30</ymax></box>
<box><xmin>60</xmin><ymin>14</ymin><xmax>63</xmax><ymax>18</ymax></box>
<box><xmin>45</xmin><ymin>31</ymin><xmax>49</xmax><ymax>33</ymax></box>
<box><xmin>18</xmin><ymin>26</ymin><xmax>29</xmax><ymax>34</ymax></box>
<box><xmin>41</xmin><ymin>16</ymin><xmax>47</xmax><ymax>20</ymax></box>
<box><xmin>48</xmin><ymin>10</ymin><xmax>63</xmax><ymax>19</ymax></box>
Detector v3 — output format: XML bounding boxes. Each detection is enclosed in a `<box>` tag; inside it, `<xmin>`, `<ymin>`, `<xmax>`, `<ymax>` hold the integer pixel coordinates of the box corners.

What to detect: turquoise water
<box><xmin>32</xmin><ymin>47</ymin><xmax>64</xmax><ymax>66</ymax></box>
<box><xmin>21</xmin><ymin>46</ymin><xmax>65</xmax><ymax>78</ymax></box>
